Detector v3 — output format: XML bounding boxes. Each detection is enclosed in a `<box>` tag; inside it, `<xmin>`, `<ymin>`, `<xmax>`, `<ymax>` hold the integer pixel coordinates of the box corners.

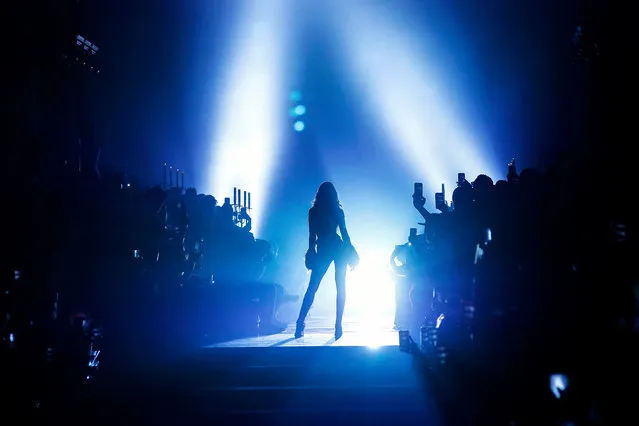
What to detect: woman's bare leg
<box><xmin>295</xmin><ymin>261</ymin><xmax>330</xmax><ymax>337</ymax></box>
<box><xmin>334</xmin><ymin>260</ymin><xmax>347</xmax><ymax>339</ymax></box>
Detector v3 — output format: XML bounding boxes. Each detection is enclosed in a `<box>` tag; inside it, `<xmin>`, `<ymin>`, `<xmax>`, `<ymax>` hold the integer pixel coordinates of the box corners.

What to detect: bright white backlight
<box><xmin>206</xmin><ymin>0</ymin><xmax>290</xmax><ymax>235</ymax></box>
<box><xmin>346</xmin><ymin>248</ymin><xmax>396</xmax><ymax>327</ymax></box>
<box><xmin>328</xmin><ymin>2</ymin><xmax>498</xmax><ymax>202</ymax></box>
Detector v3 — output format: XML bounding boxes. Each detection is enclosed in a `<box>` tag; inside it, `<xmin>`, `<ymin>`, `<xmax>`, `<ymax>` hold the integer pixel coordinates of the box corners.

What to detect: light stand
<box><xmin>161</xmin><ymin>163</ymin><xmax>185</xmax><ymax>190</ymax></box>
<box><xmin>232</xmin><ymin>187</ymin><xmax>252</xmax><ymax>229</ymax></box>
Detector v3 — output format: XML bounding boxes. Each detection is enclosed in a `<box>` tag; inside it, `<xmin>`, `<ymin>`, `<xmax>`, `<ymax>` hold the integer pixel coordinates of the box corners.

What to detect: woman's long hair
<box><xmin>313</xmin><ymin>181</ymin><xmax>341</xmax><ymax>211</ymax></box>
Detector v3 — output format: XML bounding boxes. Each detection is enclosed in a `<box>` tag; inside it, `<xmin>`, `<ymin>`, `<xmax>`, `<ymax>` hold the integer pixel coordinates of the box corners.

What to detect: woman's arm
<box><xmin>308</xmin><ymin>209</ymin><xmax>317</xmax><ymax>251</ymax></box>
<box><xmin>338</xmin><ymin>209</ymin><xmax>351</xmax><ymax>246</ymax></box>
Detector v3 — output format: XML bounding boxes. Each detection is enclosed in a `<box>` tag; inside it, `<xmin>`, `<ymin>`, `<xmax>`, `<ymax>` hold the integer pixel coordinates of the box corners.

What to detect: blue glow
<box><xmin>328</xmin><ymin>3</ymin><xmax>499</xmax><ymax>204</ymax></box>
<box><xmin>344</xmin><ymin>247</ymin><xmax>396</xmax><ymax>320</ymax></box>
<box><xmin>550</xmin><ymin>374</ymin><xmax>568</xmax><ymax>399</ymax></box>
<box><xmin>206</xmin><ymin>1</ymin><xmax>290</xmax><ymax>236</ymax></box>
<box><xmin>289</xmin><ymin>90</ymin><xmax>302</xmax><ymax>102</ymax></box>
<box><xmin>293</xmin><ymin>121</ymin><xmax>305</xmax><ymax>132</ymax></box>
<box><xmin>294</xmin><ymin>105</ymin><xmax>306</xmax><ymax>116</ymax></box>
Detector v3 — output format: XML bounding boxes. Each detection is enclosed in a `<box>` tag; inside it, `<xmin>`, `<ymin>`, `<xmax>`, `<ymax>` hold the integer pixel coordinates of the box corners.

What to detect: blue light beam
<box><xmin>206</xmin><ymin>0</ymin><xmax>291</xmax><ymax>235</ymax></box>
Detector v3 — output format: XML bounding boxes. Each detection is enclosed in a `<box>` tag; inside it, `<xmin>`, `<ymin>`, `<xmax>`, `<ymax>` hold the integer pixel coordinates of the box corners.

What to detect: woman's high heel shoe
<box><xmin>294</xmin><ymin>322</ymin><xmax>305</xmax><ymax>338</ymax></box>
<box><xmin>334</xmin><ymin>324</ymin><xmax>343</xmax><ymax>340</ymax></box>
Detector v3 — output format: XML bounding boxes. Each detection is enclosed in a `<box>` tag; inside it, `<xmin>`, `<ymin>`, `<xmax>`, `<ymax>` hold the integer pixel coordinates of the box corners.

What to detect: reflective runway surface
<box><xmin>208</xmin><ymin>317</ymin><xmax>399</xmax><ymax>348</ymax></box>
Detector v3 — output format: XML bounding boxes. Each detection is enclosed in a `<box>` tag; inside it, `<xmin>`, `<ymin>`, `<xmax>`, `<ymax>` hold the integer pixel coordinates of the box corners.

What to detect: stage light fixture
<box><xmin>63</xmin><ymin>34</ymin><xmax>100</xmax><ymax>74</ymax></box>
<box><xmin>293</xmin><ymin>121</ymin><xmax>305</xmax><ymax>132</ymax></box>
<box><xmin>289</xmin><ymin>89</ymin><xmax>306</xmax><ymax>131</ymax></box>
<box><xmin>76</xmin><ymin>34</ymin><xmax>99</xmax><ymax>55</ymax></box>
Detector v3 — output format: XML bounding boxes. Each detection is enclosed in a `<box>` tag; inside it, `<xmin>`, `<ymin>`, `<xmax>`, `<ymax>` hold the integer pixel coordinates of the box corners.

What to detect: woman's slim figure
<box><xmin>295</xmin><ymin>182</ymin><xmax>351</xmax><ymax>340</ymax></box>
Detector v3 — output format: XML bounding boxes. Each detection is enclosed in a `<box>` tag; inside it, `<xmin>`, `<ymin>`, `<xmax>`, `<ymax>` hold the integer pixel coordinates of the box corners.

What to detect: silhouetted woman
<box><xmin>295</xmin><ymin>182</ymin><xmax>354</xmax><ymax>340</ymax></box>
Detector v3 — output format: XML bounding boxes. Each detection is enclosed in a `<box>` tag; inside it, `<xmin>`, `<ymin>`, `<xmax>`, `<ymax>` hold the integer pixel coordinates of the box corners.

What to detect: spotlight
<box><xmin>206</xmin><ymin>0</ymin><xmax>290</xmax><ymax>235</ymax></box>
<box><xmin>289</xmin><ymin>90</ymin><xmax>306</xmax><ymax>127</ymax></box>
<box><xmin>288</xmin><ymin>105</ymin><xmax>305</xmax><ymax>117</ymax></box>
<box><xmin>329</xmin><ymin>3</ymin><xmax>499</xmax><ymax>196</ymax></box>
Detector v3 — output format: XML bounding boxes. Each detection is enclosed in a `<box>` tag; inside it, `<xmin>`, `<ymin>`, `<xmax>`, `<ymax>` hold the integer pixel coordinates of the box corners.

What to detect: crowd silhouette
<box><xmin>3</xmin><ymin>158</ymin><xmax>288</xmax><ymax>366</ymax></box>
<box><xmin>391</xmin><ymin>155</ymin><xmax>637</xmax><ymax>424</ymax></box>
<box><xmin>3</xmin><ymin>132</ymin><xmax>638</xmax><ymax>423</ymax></box>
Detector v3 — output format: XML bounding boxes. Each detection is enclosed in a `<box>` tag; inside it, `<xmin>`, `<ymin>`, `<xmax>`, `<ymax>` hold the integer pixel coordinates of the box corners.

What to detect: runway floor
<box><xmin>207</xmin><ymin>316</ymin><xmax>399</xmax><ymax>348</ymax></box>
<box><xmin>23</xmin><ymin>315</ymin><xmax>443</xmax><ymax>425</ymax></box>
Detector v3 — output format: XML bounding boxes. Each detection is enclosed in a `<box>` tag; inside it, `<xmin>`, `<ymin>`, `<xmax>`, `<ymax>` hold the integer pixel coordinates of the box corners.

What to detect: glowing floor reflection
<box><xmin>207</xmin><ymin>317</ymin><xmax>398</xmax><ymax>348</ymax></box>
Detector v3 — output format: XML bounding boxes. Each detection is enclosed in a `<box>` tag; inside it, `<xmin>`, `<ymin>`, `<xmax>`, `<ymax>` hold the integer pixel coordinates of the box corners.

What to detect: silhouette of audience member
<box><xmin>472</xmin><ymin>174</ymin><xmax>494</xmax><ymax>210</ymax></box>
<box><xmin>238</xmin><ymin>207</ymin><xmax>252</xmax><ymax>233</ymax></box>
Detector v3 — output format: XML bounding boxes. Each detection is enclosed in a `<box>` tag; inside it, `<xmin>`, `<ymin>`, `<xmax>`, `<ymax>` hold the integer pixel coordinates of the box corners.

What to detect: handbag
<box><xmin>305</xmin><ymin>248</ymin><xmax>318</xmax><ymax>270</ymax></box>
<box><xmin>343</xmin><ymin>243</ymin><xmax>360</xmax><ymax>269</ymax></box>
